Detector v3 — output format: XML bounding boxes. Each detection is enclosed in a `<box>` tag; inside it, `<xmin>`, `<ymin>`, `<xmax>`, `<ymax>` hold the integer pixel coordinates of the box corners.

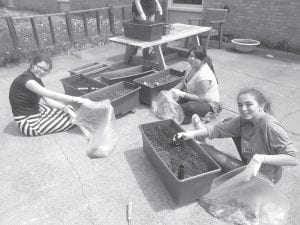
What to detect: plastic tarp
<box><xmin>73</xmin><ymin>99</ymin><xmax>117</xmax><ymax>158</ymax></box>
<box><xmin>200</xmin><ymin>167</ymin><xmax>290</xmax><ymax>225</ymax></box>
<box><xmin>151</xmin><ymin>90</ymin><xmax>184</xmax><ymax>124</ymax></box>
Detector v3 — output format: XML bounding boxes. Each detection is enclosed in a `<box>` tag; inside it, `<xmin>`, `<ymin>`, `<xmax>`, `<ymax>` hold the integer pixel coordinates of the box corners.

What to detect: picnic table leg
<box><xmin>124</xmin><ymin>45</ymin><xmax>133</xmax><ymax>64</ymax></box>
<box><xmin>191</xmin><ymin>35</ymin><xmax>200</xmax><ymax>46</ymax></box>
<box><xmin>153</xmin><ymin>45</ymin><xmax>167</xmax><ymax>71</ymax></box>
<box><xmin>204</xmin><ymin>30</ymin><xmax>211</xmax><ymax>51</ymax></box>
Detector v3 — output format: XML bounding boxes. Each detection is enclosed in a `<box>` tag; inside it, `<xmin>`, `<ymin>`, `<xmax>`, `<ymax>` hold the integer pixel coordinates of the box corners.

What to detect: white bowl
<box><xmin>231</xmin><ymin>39</ymin><xmax>260</xmax><ymax>53</ymax></box>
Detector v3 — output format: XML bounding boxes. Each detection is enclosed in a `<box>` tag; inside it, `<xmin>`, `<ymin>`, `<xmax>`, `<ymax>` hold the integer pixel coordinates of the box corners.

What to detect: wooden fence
<box><xmin>4</xmin><ymin>1</ymin><xmax>168</xmax><ymax>53</ymax></box>
<box><xmin>5</xmin><ymin>4</ymin><xmax>131</xmax><ymax>51</ymax></box>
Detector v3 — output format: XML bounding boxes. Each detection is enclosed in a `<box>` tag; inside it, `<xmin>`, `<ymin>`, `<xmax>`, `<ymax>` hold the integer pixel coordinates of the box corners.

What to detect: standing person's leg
<box><xmin>142</xmin><ymin>14</ymin><xmax>156</xmax><ymax>58</ymax></box>
<box><xmin>181</xmin><ymin>100</ymin><xmax>212</xmax><ymax>124</ymax></box>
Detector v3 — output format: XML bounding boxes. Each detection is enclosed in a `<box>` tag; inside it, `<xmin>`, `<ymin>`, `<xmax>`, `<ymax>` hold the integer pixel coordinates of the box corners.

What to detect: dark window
<box><xmin>173</xmin><ymin>0</ymin><xmax>202</xmax><ymax>5</ymax></box>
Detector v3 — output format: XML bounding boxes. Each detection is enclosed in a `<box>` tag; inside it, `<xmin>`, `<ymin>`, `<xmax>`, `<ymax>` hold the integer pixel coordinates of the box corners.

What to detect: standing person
<box><xmin>170</xmin><ymin>45</ymin><xmax>221</xmax><ymax>124</ymax></box>
<box><xmin>9</xmin><ymin>55</ymin><xmax>91</xmax><ymax>136</ymax></box>
<box><xmin>131</xmin><ymin>0</ymin><xmax>163</xmax><ymax>59</ymax></box>
<box><xmin>176</xmin><ymin>88</ymin><xmax>298</xmax><ymax>183</ymax></box>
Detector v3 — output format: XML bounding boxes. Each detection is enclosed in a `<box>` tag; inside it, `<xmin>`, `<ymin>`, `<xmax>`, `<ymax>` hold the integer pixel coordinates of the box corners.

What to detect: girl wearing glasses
<box><xmin>9</xmin><ymin>55</ymin><xmax>91</xmax><ymax>136</ymax></box>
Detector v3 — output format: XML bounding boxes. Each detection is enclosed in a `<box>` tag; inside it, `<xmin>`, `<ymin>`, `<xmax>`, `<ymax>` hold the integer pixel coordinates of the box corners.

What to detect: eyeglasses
<box><xmin>36</xmin><ymin>65</ymin><xmax>50</xmax><ymax>74</ymax></box>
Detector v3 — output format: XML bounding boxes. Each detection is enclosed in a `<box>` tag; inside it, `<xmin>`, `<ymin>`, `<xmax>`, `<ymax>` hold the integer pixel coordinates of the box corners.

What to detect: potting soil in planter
<box><xmin>143</xmin><ymin>124</ymin><xmax>208</xmax><ymax>179</ymax></box>
<box><xmin>88</xmin><ymin>87</ymin><xmax>135</xmax><ymax>101</ymax></box>
<box><xmin>142</xmin><ymin>73</ymin><xmax>179</xmax><ymax>87</ymax></box>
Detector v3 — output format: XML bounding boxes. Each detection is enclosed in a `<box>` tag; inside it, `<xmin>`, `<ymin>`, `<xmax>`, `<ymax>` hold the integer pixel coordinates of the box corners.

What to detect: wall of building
<box><xmin>167</xmin><ymin>0</ymin><xmax>300</xmax><ymax>52</ymax></box>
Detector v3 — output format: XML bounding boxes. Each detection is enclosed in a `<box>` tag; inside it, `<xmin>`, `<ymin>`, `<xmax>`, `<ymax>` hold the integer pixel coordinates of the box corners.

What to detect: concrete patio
<box><xmin>0</xmin><ymin>41</ymin><xmax>299</xmax><ymax>225</ymax></box>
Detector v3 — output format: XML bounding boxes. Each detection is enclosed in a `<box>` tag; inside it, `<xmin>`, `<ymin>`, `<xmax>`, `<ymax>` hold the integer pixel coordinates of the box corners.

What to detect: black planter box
<box><xmin>101</xmin><ymin>65</ymin><xmax>156</xmax><ymax>85</ymax></box>
<box><xmin>133</xmin><ymin>68</ymin><xmax>184</xmax><ymax>106</ymax></box>
<box><xmin>139</xmin><ymin>119</ymin><xmax>221</xmax><ymax>204</ymax></box>
<box><xmin>68</xmin><ymin>62</ymin><xmax>110</xmax><ymax>77</ymax></box>
<box><xmin>81</xmin><ymin>81</ymin><xmax>141</xmax><ymax>116</ymax></box>
<box><xmin>60</xmin><ymin>75</ymin><xmax>107</xmax><ymax>96</ymax></box>
<box><xmin>122</xmin><ymin>20</ymin><xmax>164</xmax><ymax>42</ymax></box>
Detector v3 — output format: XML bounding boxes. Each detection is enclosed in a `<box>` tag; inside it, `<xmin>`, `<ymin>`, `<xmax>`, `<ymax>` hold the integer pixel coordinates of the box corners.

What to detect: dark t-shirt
<box><xmin>9</xmin><ymin>70</ymin><xmax>44</xmax><ymax>117</ymax></box>
<box><xmin>132</xmin><ymin>0</ymin><xmax>156</xmax><ymax>16</ymax></box>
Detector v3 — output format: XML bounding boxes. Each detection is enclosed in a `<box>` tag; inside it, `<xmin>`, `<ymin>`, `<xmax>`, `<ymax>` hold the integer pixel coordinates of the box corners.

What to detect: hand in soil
<box><xmin>170</xmin><ymin>133</ymin><xmax>184</xmax><ymax>147</ymax></box>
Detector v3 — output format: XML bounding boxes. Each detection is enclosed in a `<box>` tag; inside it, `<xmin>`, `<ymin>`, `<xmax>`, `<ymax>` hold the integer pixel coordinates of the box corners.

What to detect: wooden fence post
<box><xmin>5</xmin><ymin>16</ymin><xmax>20</xmax><ymax>50</ymax></box>
<box><xmin>48</xmin><ymin>16</ymin><xmax>56</xmax><ymax>45</ymax></box>
<box><xmin>121</xmin><ymin>7</ymin><xmax>126</xmax><ymax>21</ymax></box>
<box><xmin>30</xmin><ymin>17</ymin><xmax>41</xmax><ymax>49</ymax></box>
<box><xmin>65</xmin><ymin>11</ymin><xmax>75</xmax><ymax>45</ymax></box>
<box><xmin>107</xmin><ymin>5</ymin><xmax>116</xmax><ymax>36</ymax></box>
<box><xmin>95</xmin><ymin>10</ymin><xmax>101</xmax><ymax>35</ymax></box>
<box><xmin>82</xmin><ymin>13</ymin><xmax>88</xmax><ymax>37</ymax></box>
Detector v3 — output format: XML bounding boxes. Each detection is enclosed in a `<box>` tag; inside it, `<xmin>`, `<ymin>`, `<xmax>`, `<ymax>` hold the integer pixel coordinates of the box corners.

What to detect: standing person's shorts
<box><xmin>14</xmin><ymin>104</ymin><xmax>74</xmax><ymax>136</ymax></box>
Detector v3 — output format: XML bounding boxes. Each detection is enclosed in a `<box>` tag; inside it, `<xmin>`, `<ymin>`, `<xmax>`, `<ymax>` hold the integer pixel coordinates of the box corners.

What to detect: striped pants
<box><xmin>14</xmin><ymin>104</ymin><xmax>74</xmax><ymax>136</ymax></box>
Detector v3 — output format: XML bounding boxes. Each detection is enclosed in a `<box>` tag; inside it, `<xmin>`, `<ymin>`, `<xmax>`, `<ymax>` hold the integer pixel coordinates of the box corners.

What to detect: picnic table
<box><xmin>109</xmin><ymin>23</ymin><xmax>212</xmax><ymax>70</ymax></box>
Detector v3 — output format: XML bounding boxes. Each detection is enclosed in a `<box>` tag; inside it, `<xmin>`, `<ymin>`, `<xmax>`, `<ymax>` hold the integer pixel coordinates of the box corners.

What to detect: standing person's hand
<box><xmin>140</xmin><ymin>13</ymin><xmax>147</xmax><ymax>20</ymax></box>
<box><xmin>157</xmin><ymin>5</ymin><xmax>163</xmax><ymax>15</ymax></box>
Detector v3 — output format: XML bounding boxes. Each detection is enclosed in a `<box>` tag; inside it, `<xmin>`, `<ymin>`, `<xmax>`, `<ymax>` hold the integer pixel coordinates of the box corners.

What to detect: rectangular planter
<box><xmin>81</xmin><ymin>81</ymin><xmax>141</xmax><ymax>116</ymax></box>
<box><xmin>60</xmin><ymin>75</ymin><xmax>107</xmax><ymax>96</ymax></box>
<box><xmin>101</xmin><ymin>65</ymin><xmax>156</xmax><ymax>85</ymax></box>
<box><xmin>68</xmin><ymin>62</ymin><xmax>110</xmax><ymax>77</ymax></box>
<box><xmin>122</xmin><ymin>20</ymin><xmax>163</xmax><ymax>42</ymax></box>
<box><xmin>139</xmin><ymin>119</ymin><xmax>221</xmax><ymax>204</ymax></box>
<box><xmin>133</xmin><ymin>68</ymin><xmax>184</xmax><ymax>106</ymax></box>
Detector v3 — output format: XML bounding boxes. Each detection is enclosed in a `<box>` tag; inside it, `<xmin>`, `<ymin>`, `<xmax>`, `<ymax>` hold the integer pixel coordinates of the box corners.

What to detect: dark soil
<box><xmin>89</xmin><ymin>87</ymin><xmax>134</xmax><ymax>101</ymax></box>
<box><xmin>143</xmin><ymin>124</ymin><xmax>208</xmax><ymax>179</ymax></box>
<box><xmin>143</xmin><ymin>74</ymin><xmax>179</xmax><ymax>87</ymax></box>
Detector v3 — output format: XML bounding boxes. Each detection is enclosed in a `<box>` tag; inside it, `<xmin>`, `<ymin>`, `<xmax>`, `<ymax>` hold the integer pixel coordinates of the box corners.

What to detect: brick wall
<box><xmin>4</xmin><ymin>0</ymin><xmax>60</xmax><ymax>13</ymax></box>
<box><xmin>204</xmin><ymin>0</ymin><xmax>300</xmax><ymax>52</ymax></box>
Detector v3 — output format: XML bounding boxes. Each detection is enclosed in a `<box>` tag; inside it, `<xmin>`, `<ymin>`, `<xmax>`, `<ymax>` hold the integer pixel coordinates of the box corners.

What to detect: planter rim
<box><xmin>231</xmin><ymin>39</ymin><xmax>260</xmax><ymax>46</ymax></box>
<box><xmin>82</xmin><ymin>81</ymin><xmax>140</xmax><ymax>102</ymax></box>
<box><xmin>139</xmin><ymin>119</ymin><xmax>221</xmax><ymax>182</ymax></box>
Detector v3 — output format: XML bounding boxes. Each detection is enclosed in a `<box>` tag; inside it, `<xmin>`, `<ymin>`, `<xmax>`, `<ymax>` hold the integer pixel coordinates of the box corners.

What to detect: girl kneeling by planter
<box><xmin>170</xmin><ymin>45</ymin><xmax>221</xmax><ymax>124</ymax></box>
<box><xmin>177</xmin><ymin>88</ymin><xmax>298</xmax><ymax>183</ymax></box>
<box><xmin>9</xmin><ymin>55</ymin><xmax>91</xmax><ymax>136</ymax></box>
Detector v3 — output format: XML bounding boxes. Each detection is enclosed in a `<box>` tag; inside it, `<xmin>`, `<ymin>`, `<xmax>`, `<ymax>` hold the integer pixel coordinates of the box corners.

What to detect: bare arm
<box><xmin>256</xmin><ymin>152</ymin><xmax>298</xmax><ymax>167</ymax></box>
<box><xmin>43</xmin><ymin>97</ymin><xmax>66</xmax><ymax>110</ymax></box>
<box><xmin>154</xmin><ymin>0</ymin><xmax>163</xmax><ymax>15</ymax></box>
<box><xmin>177</xmin><ymin>127</ymin><xmax>209</xmax><ymax>140</ymax></box>
<box><xmin>25</xmin><ymin>80</ymin><xmax>88</xmax><ymax>104</ymax></box>
<box><xmin>135</xmin><ymin>0</ymin><xmax>146</xmax><ymax>19</ymax></box>
<box><xmin>182</xmin><ymin>80</ymin><xmax>212</xmax><ymax>101</ymax></box>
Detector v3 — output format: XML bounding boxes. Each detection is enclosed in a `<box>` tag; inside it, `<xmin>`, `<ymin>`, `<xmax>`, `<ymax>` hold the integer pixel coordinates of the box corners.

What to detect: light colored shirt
<box><xmin>207</xmin><ymin>114</ymin><xmax>297</xmax><ymax>181</ymax></box>
<box><xmin>184</xmin><ymin>63</ymin><xmax>220</xmax><ymax>103</ymax></box>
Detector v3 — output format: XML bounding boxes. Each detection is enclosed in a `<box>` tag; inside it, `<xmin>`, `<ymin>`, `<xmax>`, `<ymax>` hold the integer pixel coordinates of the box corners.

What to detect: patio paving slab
<box><xmin>0</xmin><ymin>42</ymin><xmax>299</xmax><ymax>225</ymax></box>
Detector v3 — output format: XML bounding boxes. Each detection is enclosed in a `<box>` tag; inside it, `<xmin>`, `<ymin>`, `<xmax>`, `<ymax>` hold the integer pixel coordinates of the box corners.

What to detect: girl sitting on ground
<box><xmin>9</xmin><ymin>54</ymin><xmax>91</xmax><ymax>136</ymax></box>
<box><xmin>171</xmin><ymin>45</ymin><xmax>221</xmax><ymax>124</ymax></box>
<box><xmin>176</xmin><ymin>88</ymin><xmax>298</xmax><ymax>183</ymax></box>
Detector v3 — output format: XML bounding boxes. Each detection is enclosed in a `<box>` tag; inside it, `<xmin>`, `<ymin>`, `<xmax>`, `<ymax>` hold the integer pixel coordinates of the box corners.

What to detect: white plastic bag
<box><xmin>151</xmin><ymin>90</ymin><xmax>184</xmax><ymax>124</ymax></box>
<box><xmin>73</xmin><ymin>99</ymin><xmax>117</xmax><ymax>158</ymax></box>
<box><xmin>199</xmin><ymin>167</ymin><xmax>290</xmax><ymax>225</ymax></box>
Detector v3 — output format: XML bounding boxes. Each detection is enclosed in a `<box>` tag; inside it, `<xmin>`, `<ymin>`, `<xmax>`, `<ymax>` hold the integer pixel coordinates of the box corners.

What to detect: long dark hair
<box><xmin>237</xmin><ymin>88</ymin><xmax>273</xmax><ymax>115</ymax></box>
<box><xmin>188</xmin><ymin>45</ymin><xmax>218</xmax><ymax>83</ymax></box>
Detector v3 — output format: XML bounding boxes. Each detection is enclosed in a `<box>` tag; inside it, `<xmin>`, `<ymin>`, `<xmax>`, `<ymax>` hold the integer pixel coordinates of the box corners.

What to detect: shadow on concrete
<box><xmin>105</xmin><ymin>53</ymin><xmax>125</xmax><ymax>63</ymax></box>
<box><xmin>124</xmin><ymin>147</ymin><xmax>179</xmax><ymax>212</ymax></box>
<box><xmin>3</xmin><ymin>121</ymin><xmax>24</xmax><ymax>137</ymax></box>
